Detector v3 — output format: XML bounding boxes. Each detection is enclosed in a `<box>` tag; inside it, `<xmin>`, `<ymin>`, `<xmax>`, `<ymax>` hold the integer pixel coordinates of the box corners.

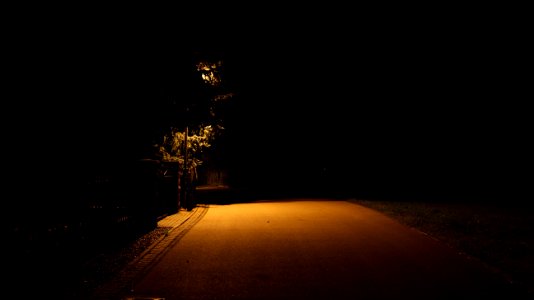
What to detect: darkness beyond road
<box><xmin>126</xmin><ymin>200</ymin><xmax>523</xmax><ymax>300</ymax></box>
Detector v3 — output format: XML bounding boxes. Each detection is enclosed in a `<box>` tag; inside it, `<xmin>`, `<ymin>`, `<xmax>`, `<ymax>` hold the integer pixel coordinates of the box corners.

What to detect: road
<box><xmin>125</xmin><ymin>199</ymin><xmax>521</xmax><ymax>300</ymax></box>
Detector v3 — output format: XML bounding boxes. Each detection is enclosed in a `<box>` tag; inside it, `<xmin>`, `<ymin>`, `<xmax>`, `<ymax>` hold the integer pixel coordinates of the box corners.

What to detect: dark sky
<box><xmin>6</xmin><ymin>8</ymin><xmax>530</xmax><ymax>202</ymax></box>
<box><xmin>192</xmin><ymin>28</ymin><xmax>529</xmax><ymax>201</ymax></box>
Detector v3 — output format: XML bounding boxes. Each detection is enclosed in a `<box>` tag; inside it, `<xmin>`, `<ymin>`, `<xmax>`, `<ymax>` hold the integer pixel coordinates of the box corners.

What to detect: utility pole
<box><xmin>182</xmin><ymin>124</ymin><xmax>192</xmax><ymax>210</ymax></box>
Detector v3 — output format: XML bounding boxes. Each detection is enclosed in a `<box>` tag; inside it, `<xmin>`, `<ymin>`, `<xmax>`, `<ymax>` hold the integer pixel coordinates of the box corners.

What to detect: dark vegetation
<box><xmin>352</xmin><ymin>199</ymin><xmax>534</xmax><ymax>297</ymax></box>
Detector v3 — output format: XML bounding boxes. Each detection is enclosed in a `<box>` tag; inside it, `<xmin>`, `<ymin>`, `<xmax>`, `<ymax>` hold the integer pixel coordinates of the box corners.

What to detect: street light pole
<box><xmin>182</xmin><ymin>124</ymin><xmax>191</xmax><ymax>210</ymax></box>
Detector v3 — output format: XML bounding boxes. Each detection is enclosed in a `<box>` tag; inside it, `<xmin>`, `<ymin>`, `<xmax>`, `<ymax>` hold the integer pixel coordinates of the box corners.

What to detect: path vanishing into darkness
<box><xmin>124</xmin><ymin>199</ymin><xmax>524</xmax><ymax>300</ymax></box>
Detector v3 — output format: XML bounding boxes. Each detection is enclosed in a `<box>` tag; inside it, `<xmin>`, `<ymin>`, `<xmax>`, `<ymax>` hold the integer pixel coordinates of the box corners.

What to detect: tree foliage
<box><xmin>154</xmin><ymin>52</ymin><xmax>233</xmax><ymax>183</ymax></box>
<box><xmin>156</xmin><ymin>125</ymin><xmax>215</xmax><ymax>179</ymax></box>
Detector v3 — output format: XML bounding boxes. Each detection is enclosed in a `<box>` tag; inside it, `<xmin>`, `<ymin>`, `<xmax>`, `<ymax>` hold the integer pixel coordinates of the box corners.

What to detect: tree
<box><xmin>154</xmin><ymin>50</ymin><xmax>234</xmax><ymax>210</ymax></box>
<box><xmin>156</xmin><ymin>124</ymin><xmax>215</xmax><ymax>184</ymax></box>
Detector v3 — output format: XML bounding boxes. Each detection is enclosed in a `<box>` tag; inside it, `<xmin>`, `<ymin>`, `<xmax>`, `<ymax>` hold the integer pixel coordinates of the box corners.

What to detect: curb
<box><xmin>91</xmin><ymin>205</ymin><xmax>209</xmax><ymax>299</ymax></box>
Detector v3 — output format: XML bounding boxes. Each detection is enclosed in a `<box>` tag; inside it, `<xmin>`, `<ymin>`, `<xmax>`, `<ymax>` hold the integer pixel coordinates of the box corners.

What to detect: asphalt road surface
<box><xmin>126</xmin><ymin>199</ymin><xmax>523</xmax><ymax>300</ymax></box>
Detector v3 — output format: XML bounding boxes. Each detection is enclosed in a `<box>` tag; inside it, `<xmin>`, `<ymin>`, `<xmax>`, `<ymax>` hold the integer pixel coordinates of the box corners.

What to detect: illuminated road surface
<box><xmin>128</xmin><ymin>200</ymin><xmax>518</xmax><ymax>300</ymax></box>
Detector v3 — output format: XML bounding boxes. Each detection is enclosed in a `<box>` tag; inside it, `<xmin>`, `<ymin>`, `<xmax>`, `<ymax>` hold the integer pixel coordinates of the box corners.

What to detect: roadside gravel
<box><xmin>78</xmin><ymin>226</ymin><xmax>170</xmax><ymax>297</ymax></box>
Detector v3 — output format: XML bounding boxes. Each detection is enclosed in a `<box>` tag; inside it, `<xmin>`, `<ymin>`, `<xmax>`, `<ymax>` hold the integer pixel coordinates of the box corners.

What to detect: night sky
<box><xmin>6</xmin><ymin>8</ymin><xmax>530</xmax><ymax>205</ymax></box>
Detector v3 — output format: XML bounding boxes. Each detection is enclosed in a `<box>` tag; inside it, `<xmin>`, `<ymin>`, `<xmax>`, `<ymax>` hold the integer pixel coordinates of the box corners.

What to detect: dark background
<box><xmin>5</xmin><ymin>6</ymin><xmax>531</xmax><ymax>208</ymax></box>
